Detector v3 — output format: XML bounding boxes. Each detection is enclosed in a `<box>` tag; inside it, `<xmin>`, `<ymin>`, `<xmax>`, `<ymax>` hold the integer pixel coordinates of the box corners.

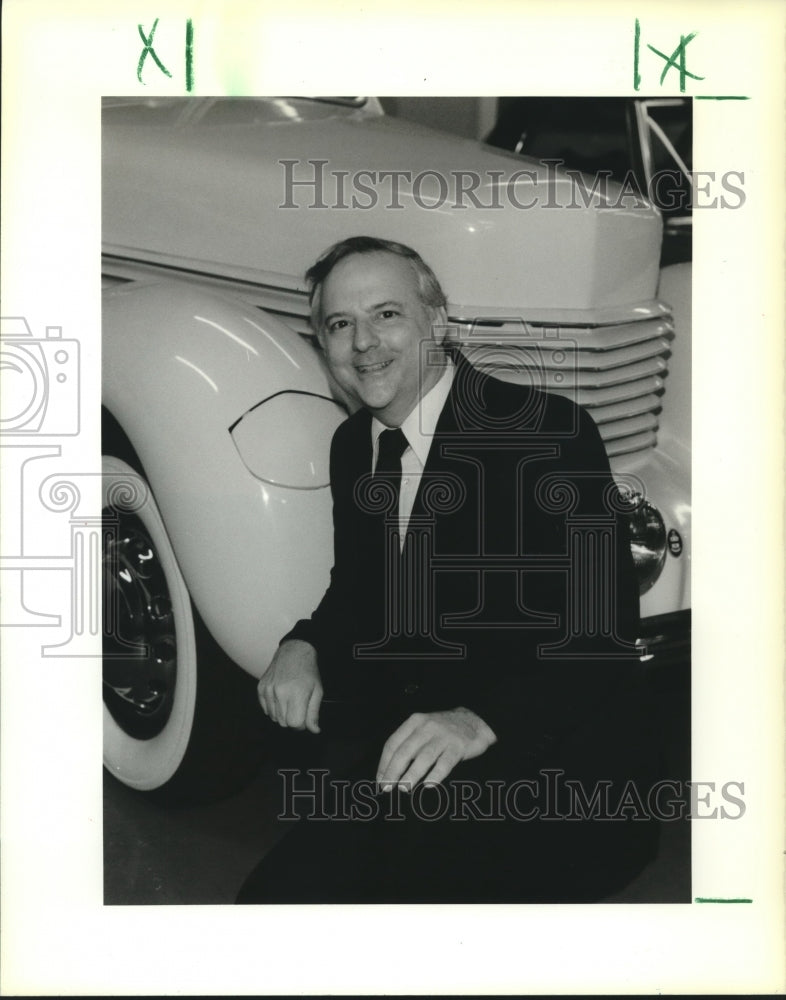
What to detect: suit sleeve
<box><xmin>462</xmin><ymin>401</ymin><xmax>641</xmax><ymax>762</ymax></box>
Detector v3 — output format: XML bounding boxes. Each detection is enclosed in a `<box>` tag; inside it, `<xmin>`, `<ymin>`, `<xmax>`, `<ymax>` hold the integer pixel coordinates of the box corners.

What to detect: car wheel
<box><xmin>102</xmin><ymin>454</ymin><xmax>263</xmax><ymax>803</ymax></box>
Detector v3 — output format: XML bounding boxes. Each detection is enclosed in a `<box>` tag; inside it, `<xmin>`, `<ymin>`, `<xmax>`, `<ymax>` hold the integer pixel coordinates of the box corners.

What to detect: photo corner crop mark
<box><xmin>694</xmin><ymin>897</ymin><xmax>753</xmax><ymax>903</ymax></box>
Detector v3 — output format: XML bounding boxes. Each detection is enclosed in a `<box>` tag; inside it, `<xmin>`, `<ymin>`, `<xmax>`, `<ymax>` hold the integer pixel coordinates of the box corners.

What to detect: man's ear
<box><xmin>430</xmin><ymin>305</ymin><xmax>449</xmax><ymax>343</ymax></box>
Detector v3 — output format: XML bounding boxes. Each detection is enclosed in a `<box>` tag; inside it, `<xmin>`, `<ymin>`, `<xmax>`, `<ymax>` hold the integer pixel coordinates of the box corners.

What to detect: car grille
<box><xmin>102</xmin><ymin>254</ymin><xmax>672</xmax><ymax>460</ymax></box>
<box><xmin>450</xmin><ymin>315</ymin><xmax>673</xmax><ymax>458</ymax></box>
<box><xmin>257</xmin><ymin>302</ymin><xmax>672</xmax><ymax>459</ymax></box>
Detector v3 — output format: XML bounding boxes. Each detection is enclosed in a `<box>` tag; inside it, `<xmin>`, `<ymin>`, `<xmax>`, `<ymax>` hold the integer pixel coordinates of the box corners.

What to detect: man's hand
<box><xmin>257</xmin><ymin>640</ymin><xmax>323</xmax><ymax>733</ymax></box>
<box><xmin>376</xmin><ymin>707</ymin><xmax>497</xmax><ymax>790</ymax></box>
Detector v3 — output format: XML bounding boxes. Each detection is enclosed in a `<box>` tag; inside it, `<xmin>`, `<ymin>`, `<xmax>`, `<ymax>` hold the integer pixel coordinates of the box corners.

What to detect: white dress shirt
<box><xmin>370</xmin><ymin>359</ymin><xmax>455</xmax><ymax>546</ymax></box>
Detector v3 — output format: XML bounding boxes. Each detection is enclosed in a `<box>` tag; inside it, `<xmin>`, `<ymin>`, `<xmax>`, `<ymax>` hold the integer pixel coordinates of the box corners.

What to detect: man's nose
<box><xmin>353</xmin><ymin>318</ymin><xmax>380</xmax><ymax>352</ymax></box>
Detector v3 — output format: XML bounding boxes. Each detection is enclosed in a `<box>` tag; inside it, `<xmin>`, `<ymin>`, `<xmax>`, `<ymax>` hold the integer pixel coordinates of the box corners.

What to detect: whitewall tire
<box><xmin>102</xmin><ymin>455</ymin><xmax>198</xmax><ymax>791</ymax></box>
<box><xmin>101</xmin><ymin>452</ymin><xmax>263</xmax><ymax>802</ymax></box>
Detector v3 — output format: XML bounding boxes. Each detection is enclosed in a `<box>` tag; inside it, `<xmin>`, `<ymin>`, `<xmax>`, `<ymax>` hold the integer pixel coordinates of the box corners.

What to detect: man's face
<box><xmin>316</xmin><ymin>251</ymin><xmax>447</xmax><ymax>427</ymax></box>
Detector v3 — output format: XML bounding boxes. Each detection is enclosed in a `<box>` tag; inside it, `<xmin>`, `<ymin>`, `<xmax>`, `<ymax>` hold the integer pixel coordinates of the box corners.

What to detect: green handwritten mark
<box><xmin>185</xmin><ymin>19</ymin><xmax>194</xmax><ymax>92</ymax></box>
<box><xmin>137</xmin><ymin>18</ymin><xmax>194</xmax><ymax>91</ymax></box>
<box><xmin>634</xmin><ymin>20</ymin><xmax>748</xmax><ymax>99</ymax></box>
<box><xmin>137</xmin><ymin>18</ymin><xmax>172</xmax><ymax>83</ymax></box>
<box><xmin>647</xmin><ymin>32</ymin><xmax>705</xmax><ymax>92</ymax></box>
<box><xmin>695</xmin><ymin>897</ymin><xmax>753</xmax><ymax>903</ymax></box>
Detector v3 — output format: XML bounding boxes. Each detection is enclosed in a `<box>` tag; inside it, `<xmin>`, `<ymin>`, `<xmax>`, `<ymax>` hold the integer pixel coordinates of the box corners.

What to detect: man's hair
<box><xmin>305</xmin><ymin>235</ymin><xmax>448</xmax><ymax>332</ymax></box>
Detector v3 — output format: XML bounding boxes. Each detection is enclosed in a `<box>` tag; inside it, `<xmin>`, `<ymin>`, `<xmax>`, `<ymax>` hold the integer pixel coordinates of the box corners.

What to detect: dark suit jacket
<box><xmin>286</xmin><ymin>356</ymin><xmax>644</xmax><ymax>767</ymax></box>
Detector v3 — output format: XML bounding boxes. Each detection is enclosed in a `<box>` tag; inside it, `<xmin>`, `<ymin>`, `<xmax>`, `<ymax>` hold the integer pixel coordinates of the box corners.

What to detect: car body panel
<box><xmin>103</xmin><ymin>98</ymin><xmax>663</xmax><ymax>320</ymax></box>
<box><xmin>656</xmin><ymin>262</ymin><xmax>691</xmax><ymax>452</ymax></box>
<box><xmin>103</xmin><ymin>281</ymin><xmax>343</xmax><ymax>672</ymax></box>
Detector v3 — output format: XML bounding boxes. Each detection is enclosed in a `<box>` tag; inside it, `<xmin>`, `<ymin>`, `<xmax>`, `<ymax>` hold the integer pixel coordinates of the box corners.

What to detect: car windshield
<box><xmin>636</xmin><ymin>99</ymin><xmax>692</xmax><ymax>222</ymax></box>
<box><xmin>488</xmin><ymin>98</ymin><xmax>635</xmax><ymax>183</ymax></box>
<box><xmin>486</xmin><ymin>96</ymin><xmax>692</xmax><ymax>222</ymax></box>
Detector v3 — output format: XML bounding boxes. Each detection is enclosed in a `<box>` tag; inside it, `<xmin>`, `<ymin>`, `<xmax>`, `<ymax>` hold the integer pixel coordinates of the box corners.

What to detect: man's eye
<box><xmin>328</xmin><ymin>319</ymin><xmax>349</xmax><ymax>333</ymax></box>
<box><xmin>379</xmin><ymin>310</ymin><xmax>399</xmax><ymax>320</ymax></box>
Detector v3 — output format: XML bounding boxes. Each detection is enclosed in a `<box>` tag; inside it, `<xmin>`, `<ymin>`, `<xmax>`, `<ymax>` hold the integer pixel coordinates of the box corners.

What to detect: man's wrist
<box><xmin>280</xmin><ymin>637</ymin><xmax>316</xmax><ymax>653</ymax></box>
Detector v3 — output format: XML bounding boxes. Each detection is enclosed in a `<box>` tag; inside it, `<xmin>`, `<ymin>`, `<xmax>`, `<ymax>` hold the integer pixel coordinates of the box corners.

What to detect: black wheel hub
<box><xmin>102</xmin><ymin>507</ymin><xmax>177</xmax><ymax>740</ymax></box>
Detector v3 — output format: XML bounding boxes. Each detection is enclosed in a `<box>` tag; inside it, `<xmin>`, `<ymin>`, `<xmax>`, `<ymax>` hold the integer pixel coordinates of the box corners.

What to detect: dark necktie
<box><xmin>374</xmin><ymin>427</ymin><xmax>409</xmax><ymax>524</ymax></box>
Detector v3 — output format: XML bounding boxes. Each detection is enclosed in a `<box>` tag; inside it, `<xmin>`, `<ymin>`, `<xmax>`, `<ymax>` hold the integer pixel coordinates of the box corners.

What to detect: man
<box><xmin>237</xmin><ymin>236</ymin><xmax>659</xmax><ymax>904</ymax></box>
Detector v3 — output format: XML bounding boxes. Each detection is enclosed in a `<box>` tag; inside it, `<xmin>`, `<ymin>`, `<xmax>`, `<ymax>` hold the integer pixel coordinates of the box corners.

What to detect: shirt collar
<box><xmin>371</xmin><ymin>358</ymin><xmax>454</xmax><ymax>468</ymax></box>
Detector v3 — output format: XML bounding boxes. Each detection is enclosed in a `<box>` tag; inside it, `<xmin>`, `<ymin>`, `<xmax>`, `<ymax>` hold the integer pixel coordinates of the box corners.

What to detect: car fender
<box><xmin>102</xmin><ymin>280</ymin><xmax>345</xmax><ymax>675</ymax></box>
<box><xmin>604</xmin><ymin>262</ymin><xmax>691</xmax><ymax>622</ymax></box>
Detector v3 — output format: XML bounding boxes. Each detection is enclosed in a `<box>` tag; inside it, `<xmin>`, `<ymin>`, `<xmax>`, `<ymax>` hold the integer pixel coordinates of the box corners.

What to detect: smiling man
<box><xmin>257</xmin><ymin>239</ymin><xmax>497</xmax><ymax>792</ymax></box>
<box><xmin>237</xmin><ymin>236</ymin><xmax>660</xmax><ymax>904</ymax></box>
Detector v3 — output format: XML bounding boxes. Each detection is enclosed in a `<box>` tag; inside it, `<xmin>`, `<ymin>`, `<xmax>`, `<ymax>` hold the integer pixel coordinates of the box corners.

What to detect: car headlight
<box><xmin>625</xmin><ymin>493</ymin><xmax>667</xmax><ymax>594</ymax></box>
<box><xmin>230</xmin><ymin>391</ymin><xmax>346</xmax><ymax>488</ymax></box>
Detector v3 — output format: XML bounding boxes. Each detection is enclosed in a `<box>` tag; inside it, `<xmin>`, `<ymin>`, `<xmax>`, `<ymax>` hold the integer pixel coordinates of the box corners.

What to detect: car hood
<box><xmin>103</xmin><ymin>99</ymin><xmax>663</xmax><ymax>319</ymax></box>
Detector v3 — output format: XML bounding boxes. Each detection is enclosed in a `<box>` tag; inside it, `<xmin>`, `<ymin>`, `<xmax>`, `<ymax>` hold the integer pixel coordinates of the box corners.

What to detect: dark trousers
<box><xmin>236</xmin><ymin>699</ymin><xmax>661</xmax><ymax>904</ymax></box>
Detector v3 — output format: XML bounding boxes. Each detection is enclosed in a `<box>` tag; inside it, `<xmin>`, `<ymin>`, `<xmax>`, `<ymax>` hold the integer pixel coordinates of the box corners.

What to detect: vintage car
<box><xmin>102</xmin><ymin>96</ymin><xmax>691</xmax><ymax>800</ymax></box>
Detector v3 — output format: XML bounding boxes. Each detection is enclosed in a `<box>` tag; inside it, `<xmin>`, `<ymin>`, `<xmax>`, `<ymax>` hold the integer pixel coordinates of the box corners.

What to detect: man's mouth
<box><xmin>356</xmin><ymin>359</ymin><xmax>393</xmax><ymax>375</ymax></box>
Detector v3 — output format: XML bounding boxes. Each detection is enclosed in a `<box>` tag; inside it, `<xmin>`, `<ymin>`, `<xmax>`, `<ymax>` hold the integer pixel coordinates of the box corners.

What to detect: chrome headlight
<box><xmin>625</xmin><ymin>493</ymin><xmax>667</xmax><ymax>594</ymax></box>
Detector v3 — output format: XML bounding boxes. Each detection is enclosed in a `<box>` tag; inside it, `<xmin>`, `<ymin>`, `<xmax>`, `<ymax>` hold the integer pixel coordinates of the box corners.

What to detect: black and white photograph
<box><xmin>101</xmin><ymin>94</ymin><xmax>692</xmax><ymax>907</ymax></box>
<box><xmin>1</xmin><ymin>2</ymin><xmax>783</xmax><ymax>995</ymax></box>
